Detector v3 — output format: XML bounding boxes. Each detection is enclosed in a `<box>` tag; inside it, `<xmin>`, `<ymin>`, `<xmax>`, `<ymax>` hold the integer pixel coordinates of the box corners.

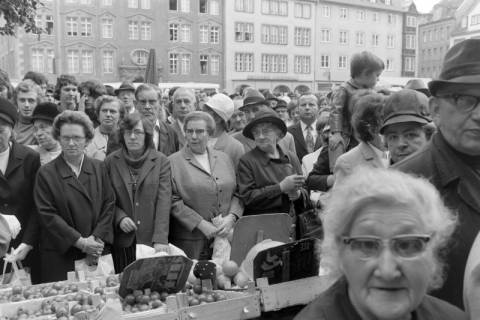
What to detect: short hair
<box><xmin>94</xmin><ymin>95</ymin><xmax>125</xmax><ymax>119</ymax></box>
<box><xmin>118</xmin><ymin>112</ymin><xmax>154</xmax><ymax>150</ymax></box>
<box><xmin>54</xmin><ymin>74</ymin><xmax>78</xmax><ymax>100</ymax></box>
<box><xmin>79</xmin><ymin>80</ymin><xmax>107</xmax><ymax>99</ymax></box>
<box><xmin>298</xmin><ymin>94</ymin><xmax>318</xmax><ymax>105</ymax></box>
<box><xmin>135</xmin><ymin>83</ymin><xmax>160</xmax><ymax>101</ymax></box>
<box><xmin>23</xmin><ymin>71</ymin><xmax>48</xmax><ymax>86</ymax></box>
<box><xmin>183</xmin><ymin>111</ymin><xmax>216</xmax><ymax>136</ymax></box>
<box><xmin>350</xmin><ymin>51</ymin><xmax>385</xmax><ymax>78</ymax></box>
<box><xmin>0</xmin><ymin>69</ymin><xmax>14</xmax><ymax>99</ymax></box>
<box><xmin>14</xmin><ymin>79</ymin><xmax>44</xmax><ymax>105</ymax></box>
<box><xmin>321</xmin><ymin>168</ymin><xmax>456</xmax><ymax>290</ymax></box>
<box><xmin>52</xmin><ymin>110</ymin><xmax>94</xmax><ymax>142</ymax></box>
<box><xmin>351</xmin><ymin>91</ymin><xmax>385</xmax><ymax>142</ymax></box>
<box><xmin>172</xmin><ymin>87</ymin><xmax>195</xmax><ymax>102</ymax></box>
<box><xmin>104</xmin><ymin>85</ymin><xmax>115</xmax><ymax>96</ymax></box>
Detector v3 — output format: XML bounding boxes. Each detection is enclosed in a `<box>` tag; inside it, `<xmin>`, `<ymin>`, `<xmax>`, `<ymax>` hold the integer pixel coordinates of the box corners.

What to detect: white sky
<box><xmin>414</xmin><ymin>0</ymin><xmax>443</xmax><ymax>13</ymax></box>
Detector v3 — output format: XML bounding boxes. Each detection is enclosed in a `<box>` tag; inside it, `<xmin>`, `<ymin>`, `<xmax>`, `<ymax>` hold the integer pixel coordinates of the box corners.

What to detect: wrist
<box><xmin>229</xmin><ymin>213</ymin><xmax>239</xmax><ymax>222</ymax></box>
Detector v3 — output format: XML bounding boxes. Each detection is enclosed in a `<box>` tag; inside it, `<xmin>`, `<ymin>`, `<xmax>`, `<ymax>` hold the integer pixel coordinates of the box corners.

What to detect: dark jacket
<box><xmin>294</xmin><ymin>277</ymin><xmax>467</xmax><ymax>320</ymax></box>
<box><xmin>156</xmin><ymin>120</ymin><xmax>179</xmax><ymax>156</ymax></box>
<box><xmin>34</xmin><ymin>155</ymin><xmax>115</xmax><ymax>282</ymax></box>
<box><xmin>287</xmin><ymin>122</ymin><xmax>322</xmax><ymax>163</ymax></box>
<box><xmin>105</xmin><ymin>149</ymin><xmax>171</xmax><ymax>248</ymax></box>
<box><xmin>394</xmin><ymin>132</ymin><xmax>480</xmax><ymax>309</ymax></box>
<box><xmin>169</xmin><ymin>120</ymin><xmax>186</xmax><ymax>149</ymax></box>
<box><xmin>306</xmin><ymin>147</ymin><xmax>331</xmax><ymax>192</ymax></box>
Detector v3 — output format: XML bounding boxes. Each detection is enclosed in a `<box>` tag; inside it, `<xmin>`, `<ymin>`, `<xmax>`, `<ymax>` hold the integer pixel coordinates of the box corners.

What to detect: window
<box><xmin>261</xmin><ymin>54</ymin><xmax>287</xmax><ymax>73</ymax></box>
<box><xmin>372</xmin><ymin>34</ymin><xmax>379</xmax><ymax>47</ymax></box>
<box><xmin>385</xmin><ymin>0</ymin><xmax>391</xmax><ymax>5</ymax></box>
<box><xmin>320</xmin><ymin>29</ymin><xmax>331</xmax><ymax>42</ymax></box>
<box><xmin>141</xmin><ymin>0</ymin><xmax>150</xmax><ymax>9</ymax></box>
<box><xmin>321</xmin><ymin>6</ymin><xmax>330</xmax><ymax>17</ymax></box>
<box><xmin>128</xmin><ymin>21</ymin><xmax>139</xmax><ymax>40</ymax></box>
<box><xmin>80</xmin><ymin>17</ymin><xmax>92</xmax><ymax>37</ymax></box>
<box><xmin>295</xmin><ymin>3</ymin><xmax>311</xmax><ymax>19</ymax></box>
<box><xmin>81</xmin><ymin>50</ymin><xmax>93</xmax><ymax>73</ymax></box>
<box><xmin>406</xmin><ymin>16</ymin><xmax>416</xmax><ymax>27</ymax></box>
<box><xmin>339</xmin><ymin>31</ymin><xmax>348</xmax><ymax>44</ymax></box>
<box><xmin>132</xmin><ymin>49</ymin><xmax>148</xmax><ymax>65</ymax></box>
<box><xmin>200</xmin><ymin>55</ymin><xmax>208</xmax><ymax>74</ymax></box>
<box><xmin>102</xmin><ymin>18</ymin><xmax>113</xmax><ymax>38</ymax></box>
<box><xmin>169</xmin><ymin>53</ymin><xmax>178</xmax><ymax>74</ymax></box>
<box><xmin>102</xmin><ymin>0</ymin><xmax>113</xmax><ymax>5</ymax></box>
<box><xmin>294</xmin><ymin>55</ymin><xmax>311</xmax><ymax>74</ymax></box>
<box><xmin>80</xmin><ymin>0</ymin><xmax>92</xmax><ymax>4</ymax></box>
<box><xmin>235</xmin><ymin>22</ymin><xmax>254</xmax><ymax>42</ymax></box>
<box><xmin>31</xmin><ymin>49</ymin><xmax>44</xmax><ymax>72</ymax></box>
<box><xmin>340</xmin><ymin>8</ymin><xmax>347</xmax><ymax>19</ymax></box>
<box><xmin>387</xmin><ymin>35</ymin><xmax>394</xmax><ymax>48</ymax></box>
<box><xmin>211</xmin><ymin>55</ymin><xmax>220</xmax><ymax>75</ymax></box>
<box><xmin>169</xmin><ymin>0</ymin><xmax>178</xmax><ymax>10</ymax></box>
<box><xmin>140</xmin><ymin>22</ymin><xmax>151</xmax><ymax>40</ymax></box>
<box><xmin>471</xmin><ymin>14</ymin><xmax>480</xmax><ymax>26</ymax></box>
<box><xmin>235</xmin><ymin>0</ymin><xmax>254</xmax><ymax>13</ymax></box>
<box><xmin>262</xmin><ymin>0</ymin><xmax>288</xmax><ymax>16</ymax></box>
<box><xmin>406</xmin><ymin>35</ymin><xmax>416</xmax><ymax>49</ymax></box>
<box><xmin>200</xmin><ymin>25</ymin><xmax>209</xmax><ymax>43</ymax></box>
<box><xmin>66</xmin><ymin>17</ymin><xmax>78</xmax><ymax>36</ymax></box>
<box><xmin>279</xmin><ymin>26</ymin><xmax>287</xmax><ymax>44</ymax></box>
<box><xmin>170</xmin><ymin>0</ymin><xmax>190</xmax><ymax>12</ymax></box>
<box><xmin>180</xmin><ymin>24</ymin><xmax>191</xmax><ymax>42</ymax></box>
<box><xmin>294</xmin><ymin>27</ymin><xmax>310</xmax><ymax>46</ymax></box>
<box><xmin>210</xmin><ymin>0</ymin><xmax>219</xmax><ymax>15</ymax></box>
<box><xmin>103</xmin><ymin>50</ymin><xmax>114</xmax><ymax>73</ymax></box>
<box><xmin>404</xmin><ymin>57</ymin><xmax>415</xmax><ymax>72</ymax></box>
<box><xmin>35</xmin><ymin>15</ymin><xmax>43</xmax><ymax>30</ymax></box>
<box><xmin>320</xmin><ymin>55</ymin><xmax>330</xmax><ymax>68</ymax></box>
<box><xmin>423</xmin><ymin>31</ymin><xmax>427</xmax><ymax>43</ymax></box>
<box><xmin>170</xmin><ymin>23</ymin><xmax>178</xmax><ymax>41</ymax></box>
<box><xmin>128</xmin><ymin>0</ymin><xmax>138</xmax><ymax>8</ymax></box>
<box><xmin>45</xmin><ymin>15</ymin><xmax>54</xmax><ymax>34</ymax></box>
<box><xmin>210</xmin><ymin>26</ymin><xmax>219</xmax><ymax>44</ymax></box>
<box><xmin>67</xmin><ymin>50</ymin><xmax>79</xmax><ymax>73</ymax></box>
<box><xmin>386</xmin><ymin>59</ymin><xmax>393</xmax><ymax>71</ymax></box>
<box><xmin>387</xmin><ymin>14</ymin><xmax>395</xmax><ymax>24</ymax></box>
<box><xmin>262</xmin><ymin>25</ymin><xmax>288</xmax><ymax>45</ymax></box>
<box><xmin>338</xmin><ymin>55</ymin><xmax>348</xmax><ymax>69</ymax></box>
<box><xmin>356</xmin><ymin>31</ymin><xmax>364</xmax><ymax>46</ymax></box>
<box><xmin>180</xmin><ymin>54</ymin><xmax>191</xmax><ymax>74</ymax></box>
<box><xmin>181</xmin><ymin>0</ymin><xmax>190</xmax><ymax>12</ymax></box>
<box><xmin>200</xmin><ymin>0</ymin><xmax>208</xmax><ymax>13</ymax></box>
<box><xmin>46</xmin><ymin>49</ymin><xmax>54</xmax><ymax>73</ymax></box>
<box><xmin>235</xmin><ymin>53</ymin><xmax>254</xmax><ymax>72</ymax></box>
<box><xmin>372</xmin><ymin>12</ymin><xmax>379</xmax><ymax>22</ymax></box>
<box><xmin>357</xmin><ymin>10</ymin><xmax>365</xmax><ymax>21</ymax></box>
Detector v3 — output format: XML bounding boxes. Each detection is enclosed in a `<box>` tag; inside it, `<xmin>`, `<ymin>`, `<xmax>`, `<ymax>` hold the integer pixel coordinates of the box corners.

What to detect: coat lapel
<box><xmin>359</xmin><ymin>142</ymin><xmax>384</xmax><ymax>168</ymax></box>
<box><xmin>183</xmin><ymin>147</ymin><xmax>211</xmax><ymax>176</ymax></box>
<box><xmin>57</xmin><ymin>156</ymin><xmax>93</xmax><ymax>203</ymax></box>
<box><xmin>4</xmin><ymin>143</ymin><xmax>24</xmax><ymax>178</ymax></box>
<box><xmin>291</xmin><ymin>123</ymin><xmax>307</xmax><ymax>152</ymax></box>
<box><xmin>112</xmin><ymin>153</ymin><xmax>134</xmax><ymax>204</ymax></box>
<box><xmin>136</xmin><ymin>151</ymin><xmax>157</xmax><ymax>187</ymax></box>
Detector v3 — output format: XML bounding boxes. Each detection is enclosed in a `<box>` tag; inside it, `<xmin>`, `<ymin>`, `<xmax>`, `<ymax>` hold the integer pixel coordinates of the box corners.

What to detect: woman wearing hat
<box><xmin>28</xmin><ymin>102</ymin><xmax>62</xmax><ymax>165</ymax></box>
<box><xmin>237</xmin><ymin>109</ymin><xmax>307</xmax><ymax>218</ymax></box>
<box><xmin>202</xmin><ymin>93</ymin><xmax>245</xmax><ymax>168</ymax></box>
<box><xmin>0</xmin><ymin>97</ymin><xmax>41</xmax><ymax>282</ymax></box>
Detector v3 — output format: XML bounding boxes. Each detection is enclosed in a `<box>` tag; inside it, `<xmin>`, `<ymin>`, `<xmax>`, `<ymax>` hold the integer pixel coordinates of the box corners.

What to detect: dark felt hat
<box><xmin>0</xmin><ymin>97</ymin><xmax>18</xmax><ymax>126</ymax></box>
<box><xmin>429</xmin><ymin>39</ymin><xmax>480</xmax><ymax>96</ymax></box>
<box><xmin>243</xmin><ymin>109</ymin><xmax>287</xmax><ymax>140</ymax></box>
<box><xmin>114</xmin><ymin>81</ymin><xmax>136</xmax><ymax>95</ymax></box>
<box><xmin>241</xmin><ymin>88</ymin><xmax>266</xmax><ymax>110</ymax></box>
<box><xmin>32</xmin><ymin>102</ymin><xmax>61</xmax><ymax>123</ymax></box>
<box><xmin>380</xmin><ymin>89</ymin><xmax>431</xmax><ymax>134</ymax></box>
<box><xmin>273</xmin><ymin>99</ymin><xmax>288</xmax><ymax>110</ymax></box>
<box><xmin>404</xmin><ymin>79</ymin><xmax>431</xmax><ymax>97</ymax></box>
<box><xmin>264</xmin><ymin>92</ymin><xmax>279</xmax><ymax>102</ymax></box>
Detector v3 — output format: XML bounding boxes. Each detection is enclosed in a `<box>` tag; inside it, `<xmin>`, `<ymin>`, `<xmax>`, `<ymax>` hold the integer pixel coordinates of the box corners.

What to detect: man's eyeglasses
<box><xmin>437</xmin><ymin>94</ymin><xmax>480</xmax><ymax>113</ymax></box>
<box><xmin>124</xmin><ymin>130</ymin><xmax>145</xmax><ymax>137</ymax></box>
<box><xmin>251</xmin><ymin>127</ymin><xmax>275</xmax><ymax>137</ymax></box>
<box><xmin>342</xmin><ymin>234</ymin><xmax>431</xmax><ymax>260</ymax></box>
<box><xmin>185</xmin><ymin>128</ymin><xmax>207</xmax><ymax>136</ymax></box>
<box><xmin>137</xmin><ymin>99</ymin><xmax>158</xmax><ymax>106</ymax></box>
<box><xmin>60</xmin><ymin>136</ymin><xmax>85</xmax><ymax>143</ymax></box>
<box><xmin>175</xmin><ymin>98</ymin><xmax>192</xmax><ymax>105</ymax></box>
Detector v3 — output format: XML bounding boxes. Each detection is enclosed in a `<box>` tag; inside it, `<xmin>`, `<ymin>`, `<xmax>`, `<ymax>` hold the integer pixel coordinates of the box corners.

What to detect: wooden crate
<box><xmin>177</xmin><ymin>291</ymin><xmax>261</xmax><ymax>320</ymax></box>
<box><xmin>256</xmin><ymin>275</ymin><xmax>333</xmax><ymax>312</ymax></box>
<box><xmin>123</xmin><ymin>307</ymin><xmax>179</xmax><ymax>320</ymax></box>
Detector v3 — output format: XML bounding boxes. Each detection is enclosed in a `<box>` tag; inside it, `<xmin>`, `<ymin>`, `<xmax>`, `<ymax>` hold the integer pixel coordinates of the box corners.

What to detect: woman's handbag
<box><xmin>295</xmin><ymin>189</ymin><xmax>324</xmax><ymax>240</ymax></box>
<box><xmin>1</xmin><ymin>256</ymin><xmax>31</xmax><ymax>286</ymax></box>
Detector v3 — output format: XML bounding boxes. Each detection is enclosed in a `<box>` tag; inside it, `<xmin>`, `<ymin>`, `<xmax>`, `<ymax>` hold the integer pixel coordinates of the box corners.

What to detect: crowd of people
<box><xmin>0</xmin><ymin>39</ymin><xmax>479</xmax><ymax>319</ymax></box>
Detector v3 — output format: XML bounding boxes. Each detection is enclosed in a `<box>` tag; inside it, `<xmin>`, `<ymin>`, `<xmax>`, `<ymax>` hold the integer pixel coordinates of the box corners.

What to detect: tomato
<box><xmin>222</xmin><ymin>261</ymin><xmax>239</xmax><ymax>277</ymax></box>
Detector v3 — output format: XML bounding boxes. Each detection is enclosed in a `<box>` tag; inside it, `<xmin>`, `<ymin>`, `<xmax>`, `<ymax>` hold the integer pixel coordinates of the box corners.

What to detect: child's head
<box><xmin>350</xmin><ymin>51</ymin><xmax>384</xmax><ymax>89</ymax></box>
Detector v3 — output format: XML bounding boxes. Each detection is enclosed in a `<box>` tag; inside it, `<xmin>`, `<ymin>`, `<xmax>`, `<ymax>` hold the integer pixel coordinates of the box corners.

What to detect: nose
<box><xmin>397</xmin><ymin>135</ymin><xmax>408</xmax><ymax>148</ymax></box>
<box><xmin>373</xmin><ymin>247</ymin><xmax>401</xmax><ymax>281</ymax></box>
<box><xmin>472</xmin><ymin>103</ymin><xmax>480</xmax><ymax>120</ymax></box>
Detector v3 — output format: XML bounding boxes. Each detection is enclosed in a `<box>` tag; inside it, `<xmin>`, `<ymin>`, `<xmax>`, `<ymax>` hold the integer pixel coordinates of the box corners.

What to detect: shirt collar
<box><xmin>300</xmin><ymin>120</ymin><xmax>317</xmax><ymax>132</ymax></box>
<box><xmin>253</xmin><ymin>144</ymin><xmax>290</xmax><ymax>166</ymax></box>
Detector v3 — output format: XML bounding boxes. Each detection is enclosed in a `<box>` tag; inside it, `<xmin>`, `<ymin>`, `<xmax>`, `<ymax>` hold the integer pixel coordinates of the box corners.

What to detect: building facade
<box><xmin>224</xmin><ymin>0</ymin><xmax>316</xmax><ymax>94</ymax></box>
<box><xmin>401</xmin><ymin>2</ymin><xmax>419</xmax><ymax>77</ymax></box>
<box><xmin>450</xmin><ymin>0</ymin><xmax>480</xmax><ymax>45</ymax></box>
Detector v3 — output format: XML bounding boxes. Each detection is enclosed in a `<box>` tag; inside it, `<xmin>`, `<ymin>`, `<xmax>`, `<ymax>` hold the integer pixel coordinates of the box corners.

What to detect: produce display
<box><xmin>120</xmin><ymin>288</ymin><xmax>169</xmax><ymax>313</ymax></box>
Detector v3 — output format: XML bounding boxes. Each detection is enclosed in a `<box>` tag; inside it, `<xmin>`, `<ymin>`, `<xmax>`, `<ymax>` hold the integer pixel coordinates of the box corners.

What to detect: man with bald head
<box><xmin>288</xmin><ymin>94</ymin><xmax>323</xmax><ymax>162</ymax></box>
<box><xmin>170</xmin><ymin>87</ymin><xmax>196</xmax><ymax>148</ymax></box>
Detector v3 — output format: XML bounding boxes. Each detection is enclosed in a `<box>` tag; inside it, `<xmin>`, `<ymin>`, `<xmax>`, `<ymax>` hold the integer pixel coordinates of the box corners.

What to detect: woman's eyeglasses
<box><xmin>185</xmin><ymin>129</ymin><xmax>206</xmax><ymax>136</ymax></box>
<box><xmin>59</xmin><ymin>136</ymin><xmax>85</xmax><ymax>143</ymax></box>
<box><xmin>124</xmin><ymin>130</ymin><xmax>145</xmax><ymax>137</ymax></box>
<box><xmin>342</xmin><ymin>234</ymin><xmax>431</xmax><ymax>260</ymax></box>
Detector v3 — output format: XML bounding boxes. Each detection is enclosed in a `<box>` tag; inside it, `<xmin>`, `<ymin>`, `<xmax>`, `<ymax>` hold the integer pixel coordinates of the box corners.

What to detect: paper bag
<box><xmin>75</xmin><ymin>254</ymin><xmax>114</xmax><ymax>279</ymax></box>
<box><xmin>1</xmin><ymin>259</ymin><xmax>31</xmax><ymax>286</ymax></box>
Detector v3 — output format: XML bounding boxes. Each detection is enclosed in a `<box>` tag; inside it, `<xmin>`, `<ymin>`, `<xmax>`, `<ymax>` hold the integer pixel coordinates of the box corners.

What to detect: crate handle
<box><xmin>188</xmin><ymin>312</ymin><xmax>197</xmax><ymax>319</ymax></box>
<box><xmin>243</xmin><ymin>307</ymin><xmax>250</xmax><ymax>314</ymax></box>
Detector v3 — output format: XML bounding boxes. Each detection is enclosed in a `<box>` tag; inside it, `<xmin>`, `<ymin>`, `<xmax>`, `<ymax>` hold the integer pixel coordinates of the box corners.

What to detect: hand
<box><xmin>119</xmin><ymin>217</ymin><xmax>137</xmax><ymax>233</ymax></box>
<box><xmin>326</xmin><ymin>174</ymin><xmax>335</xmax><ymax>187</ymax></box>
<box><xmin>329</xmin><ymin>132</ymin><xmax>345</xmax><ymax>150</ymax></box>
<box><xmin>85</xmin><ymin>254</ymin><xmax>99</xmax><ymax>266</ymax></box>
<box><xmin>1</xmin><ymin>214</ymin><xmax>21</xmax><ymax>239</ymax></box>
<box><xmin>287</xmin><ymin>190</ymin><xmax>301</xmax><ymax>201</ymax></box>
<box><xmin>153</xmin><ymin>243</ymin><xmax>170</xmax><ymax>253</ymax></box>
<box><xmin>216</xmin><ymin>214</ymin><xmax>236</xmax><ymax>237</ymax></box>
<box><xmin>8</xmin><ymin>243</ymin><xmax>32</xmax><ymax>262</ymax></box>
<box><xmin>197</xmin><ymin>220</ymin><xmax>218</xmax><ymax>239</ymax></box>
<box><xmin>76</xmin><ymin>237</ymin><xmax>104</xmax><ymax>256</ymax></box>
<box><xmin>279</xmin><ymin>174</ymin><xmax>305</xmax><ymax>193</ymax></box>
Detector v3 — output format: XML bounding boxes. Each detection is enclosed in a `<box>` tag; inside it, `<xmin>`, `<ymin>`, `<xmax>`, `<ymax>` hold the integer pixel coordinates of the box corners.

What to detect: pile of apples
<box><xmin>0</xmin><ymin>282</ymin><xmax>81</xmax><ymax>303</ymax></box>
<box><xmin>216</xmin><ymin>260</ymin><xmax>250</xmax><ymax>290</ymax></box>
<box><xmin>184</xmin><ymin>283</ymin><xmax>227</xmax><ymax>306</ymax></box>
<box><xmin>121</xmin><ymin>288</ymin><xmax>169</xmax><ymax>313</ymax></box>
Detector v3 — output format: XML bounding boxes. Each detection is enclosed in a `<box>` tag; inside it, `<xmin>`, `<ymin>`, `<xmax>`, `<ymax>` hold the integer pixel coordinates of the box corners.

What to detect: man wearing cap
<box><xmin>232</xmin><ymin>88</ymin><xmax>296</xmax><ymax>156</ymax></box>
<box><xmin>115</xmin><ymin>81</ymin><xmax>136</xmax><ymax>114</ymax></box>
<box><xmin>202</xmin><ymin>94</ymin><xmax>245</xmax><ymax>167</ymax></box>
<box><xmin>381</xmin><ymin>89</ymin><xmax>431</xmax><ymax>165</ymax></box>
<box><xmin>404</xmin><ymin>78</ymin><xmax>431</xmax><ymax>97</ymax></box>
<box><xmin>395</xmin><ymin>39</ymin><xmax>480</xmax><ymax>309</ymax></box>
<box><xmin>272</xmin><ymin>98</ymin><xmax>290</xmax><ymax>125</ymax></box>
<box><xmin>0</xmin><ymin>97</ymin><xmax>41</xmax><ymax>282</ymax></box>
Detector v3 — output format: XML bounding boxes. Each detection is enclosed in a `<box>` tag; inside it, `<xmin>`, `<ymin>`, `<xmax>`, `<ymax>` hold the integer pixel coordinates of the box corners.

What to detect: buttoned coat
<box><xmin>85</xmin><ymin>127</ymin><xmax>108</xmax><ymax>161</ymax></box>
<box><xmin>394</xmin><ymin>133</ymin><xmax>480</xmax><ymax>309</ymax></box>
<box><xmin>34</xmin><ymin>155</ymin><xmax>115</xmax><ymax>282</ymax></box>
<box><xmin>212</xmin><ymin>132</ymin><xmax>244</xmax><ymax>169</ymax></box>
<box><xmin>168</xmin><ymin>147</ymin><xmax>243</xmax><ymax>251</ymax></box>
<box><xmin>169</xmin><ymin>120</ymin><xmax>186</xmax><ymax>149</ymax></box>
<box><xmin>156</xmin><ymin>120</ymin><xmax>179</xmax><ymax>157</ymax></box>
<box><xmin>288</xmin><ymin>122</ymin><xmax>322</xmax><ymax>164</ymax></box>
<box><xmin>105</xmin><ymin>149</ymin><xmax>171</xmax><ymax>248</ymax></box>
<box><xmin>232</xmin><ymin>131</ymin><xmax>297</xmax><ymax>156</ymax></box>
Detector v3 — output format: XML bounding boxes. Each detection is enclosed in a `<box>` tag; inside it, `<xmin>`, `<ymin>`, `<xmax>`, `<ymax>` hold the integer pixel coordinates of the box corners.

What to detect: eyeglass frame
<box><xmin>185</xmin><ymin>128</ymin><xmax>207</xmax><ymax>137</ymax></box>
<box><xmin>59</xmin><ymin>135</ymin><xmax>86</xmax><ymax>144</ymax></box>
<box><xmin>436</xmin><ymin>94</ymin><xmax>480</xmax><ymax>113</ymax></box>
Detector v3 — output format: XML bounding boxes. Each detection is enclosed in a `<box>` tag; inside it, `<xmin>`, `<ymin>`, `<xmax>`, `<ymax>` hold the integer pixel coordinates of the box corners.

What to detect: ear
<box><xmin>428</xmin><ymin>97</ymin><xmax>442</xmax><ymax>128</ymax></box>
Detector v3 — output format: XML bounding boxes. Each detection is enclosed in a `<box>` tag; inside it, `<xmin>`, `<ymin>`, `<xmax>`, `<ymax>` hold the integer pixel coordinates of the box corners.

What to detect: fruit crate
<box><xmin>256</xmin><ymin>275</ymin><xmax>333</xmax><ymax>312</ymax></box>
<box><xmin>122</xmin><ymin>306</ymin><xmax>179</xmax><ymax>320</ymax></box>
<box><xmin>176</xmin><ymin>290</ymin><xmax>260</xmax><ymax>320</ymax></box>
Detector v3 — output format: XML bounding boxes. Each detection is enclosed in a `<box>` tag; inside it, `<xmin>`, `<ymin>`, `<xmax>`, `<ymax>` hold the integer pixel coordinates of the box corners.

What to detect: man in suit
<box><xmin>288</xmin><ymin>94</ymin><xmax>322</xmax><ymax>163</ymax></box>
<box><xmin>170</xmin><ymin>87</ymin><xmax>196</xmax><ymax>148</ymax></box>
<box><xmin>135</xmin><ymin>84</ymin><xmax>179</xmax><ymax>156</ymax></box>
<box><xmin>395</xmin><ymin>39</ymin><xmax>480</xmax><ymax>309</ymax></box>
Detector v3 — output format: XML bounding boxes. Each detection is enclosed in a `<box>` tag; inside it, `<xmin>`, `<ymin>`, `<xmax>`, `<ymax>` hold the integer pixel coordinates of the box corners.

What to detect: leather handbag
<box><xmin>295</xmin><ymin>189</ymin><xmax>324</xmax><ymax>240</ymax></box>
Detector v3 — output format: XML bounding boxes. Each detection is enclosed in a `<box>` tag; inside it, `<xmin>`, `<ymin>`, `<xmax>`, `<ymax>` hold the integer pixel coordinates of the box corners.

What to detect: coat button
<box><xmin>135</xmin><ymin>202</ymin><xmax>139</xmax><ymax>206</ymax></box>
<box><xmin>137</xmin><ymin>220</ymin><xmax>141</xmax><ymax>225</ymax></box>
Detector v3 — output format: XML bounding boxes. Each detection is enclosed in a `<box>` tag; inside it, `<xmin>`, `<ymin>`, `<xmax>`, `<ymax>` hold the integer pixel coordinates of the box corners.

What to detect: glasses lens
<box><xmin>392</xmin><ymin>237</ymin><xmax>429</xmax><ymax>258</ymax></box>
<box><xmin>349</xmin><ymin>238</ymin><xmax>380</xmax><ymax>258</ymax></box>
<box><xmin>456</xmin><ymin>95</ymin><xmax>478</xmax><ymax>112</ymax></box>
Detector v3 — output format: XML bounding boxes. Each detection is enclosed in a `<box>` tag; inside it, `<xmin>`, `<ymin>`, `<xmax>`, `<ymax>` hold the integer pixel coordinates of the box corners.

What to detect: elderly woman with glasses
<box><xmin>168</xmin><ymin>111</ymin><xmax>243</xmax><ymax>260</ymax></box>
<box><xmin>105</xmin><ymin>112</ymin><xmax>171</xmax><ymax>272</ymax></box>
<box><xmin>294</xmin><ymin>168</ymin><xmax>466</xmax><ymax>320</ymax></box>
<box><xmin>34</xmin><ymin>110</ymin><xmax>115</xmax><ymax>282</ymax></box>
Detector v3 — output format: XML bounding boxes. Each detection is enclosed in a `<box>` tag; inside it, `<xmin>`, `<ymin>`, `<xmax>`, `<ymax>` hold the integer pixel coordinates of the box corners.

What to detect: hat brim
<box><xmin>114</xmin><ymin>87</ymin><xmax>135</xmax><ymax>95</ymax></box>
<box><xmin>240</xmin><ymin>100</ymin><xmax>266</xmax><ymax>111</ymax></box>
<box><xmin>32</xmin><ymin>115</ymin><xmax>55</xmax><ymax>124</ymax></box>
<box><xmin>428</xmin><ymin>75</ymin><xmax>480</xmax><ymax>95</ymax></box>
<box><xmin>380</xmin><ymin>114</ymin><xmax>430</xmax><ymax>134</ymax></box>
<box><xmin>0</xmin><ymin>114</ymin><xmax>15</xmax><ymax>127</ymax></box>
<box><xmin>243</xmin><ymin>116</ymin><xmax>287</xmax><ymax>140</ymax></box>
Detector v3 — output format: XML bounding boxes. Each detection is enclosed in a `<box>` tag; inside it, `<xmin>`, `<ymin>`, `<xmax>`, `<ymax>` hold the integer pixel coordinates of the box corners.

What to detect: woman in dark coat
<box><xmin>0</xmin><ymin>97</ymin><xmax>41</xmax><ymax>283</ymax></box>
<box><xmin>105</xmin><ymin>112</ymin><xmax>171</xmax><ymax>273</ymax></box>
<box><xmin>34</xmin><ymin>110</ymin><xmax>115</xmax><ymax>283</ymax></box>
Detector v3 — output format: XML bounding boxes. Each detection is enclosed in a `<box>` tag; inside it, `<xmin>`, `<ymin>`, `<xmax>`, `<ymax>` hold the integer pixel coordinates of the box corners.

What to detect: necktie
<box><xmin>306</xmin><ymin>126</ymin><xmax>314</xmax><ymax>153</ymax></box>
